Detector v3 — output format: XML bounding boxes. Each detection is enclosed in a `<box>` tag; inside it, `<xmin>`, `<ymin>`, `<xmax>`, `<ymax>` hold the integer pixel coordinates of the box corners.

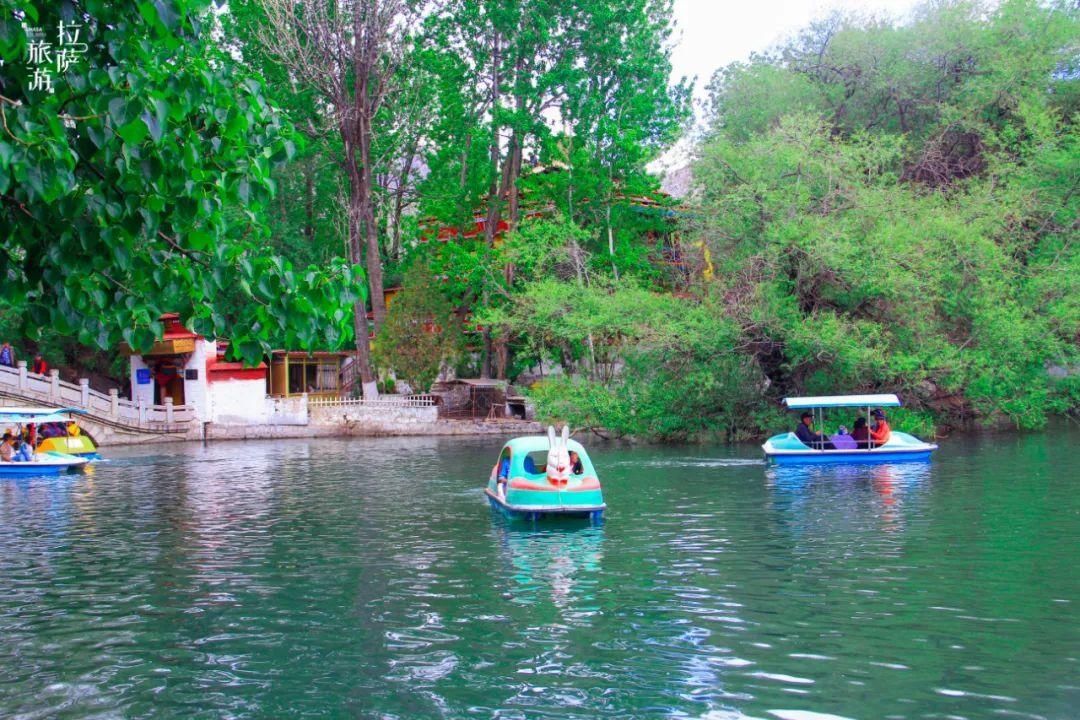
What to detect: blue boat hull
<box><xmin>767</xmin><ymin>449</ymin><xmax>934</xmax><ymax>465</ymax></box>
<box><xmin>0</xmin><ymin>462</ymin><xmax>86</xmax><ymax>477</ymax></box>
<box><xmin>485</xmin><ymin>489</ymin><xmax>604</xmax><ymax>521</ymax></box>
<box><xmin>762</xmin><ymin>431</ymin><xmax>937</xmax><ymax>465</ymax></box>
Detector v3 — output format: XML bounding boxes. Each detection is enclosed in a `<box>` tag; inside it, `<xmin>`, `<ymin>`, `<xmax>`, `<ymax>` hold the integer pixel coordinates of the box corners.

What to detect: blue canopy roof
<box><xmin>784</xmin><ymin>394</ymin><xmax>902</xmax><ymax>410</ymax></box>
<box><xmin>0</xmin><ymin>407</ymin><xmax>84</xmax><ymax>425</ymax></box>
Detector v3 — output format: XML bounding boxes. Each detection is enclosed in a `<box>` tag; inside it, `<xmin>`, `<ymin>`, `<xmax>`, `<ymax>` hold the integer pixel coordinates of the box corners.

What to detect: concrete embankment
<box><xmin>201</xmin><ymin>404</ymin><xmax>541</xmax><ymax>442</ymax></box>
<box><xmin>202</xmin><ymin>415</ymin><xmax>543</xmax><ymax>442</ymax></box>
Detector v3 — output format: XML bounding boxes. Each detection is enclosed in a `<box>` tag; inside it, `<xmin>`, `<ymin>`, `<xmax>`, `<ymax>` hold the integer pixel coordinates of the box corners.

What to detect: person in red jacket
<box><xmin>31</xmin><ymin>354</ymin><xmax>48</xmax><ymax>375</ymax></box>
<box><xmin>869</xmin><ymin>409</ymin><xmax>891</xmax><ymax>447</ymax></box>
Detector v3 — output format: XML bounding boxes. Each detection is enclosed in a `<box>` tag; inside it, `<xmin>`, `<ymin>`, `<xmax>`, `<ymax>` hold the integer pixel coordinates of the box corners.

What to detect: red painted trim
<box><xmin>509</xmin><ymin>476</ymin><xmax>600</xmax><ymax>491</ymax></box>
<box><xmin>207</xmin><ymin>368</ymin><xmax>266</xmax><ymax>382</ymax></box>
<box><xmin>206</xmin><ymin>358</ymin><xmax>267</xmax><ymax>382</ymax></box>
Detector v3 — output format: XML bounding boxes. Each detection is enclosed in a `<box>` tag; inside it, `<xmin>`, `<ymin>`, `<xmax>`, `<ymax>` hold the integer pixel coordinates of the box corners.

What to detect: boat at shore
<box><xmin>762</xmin><ymin>394</ymin><xmax>938</xmax><ymax>465</ymax></box>
<box><xmin>486</xmin><ymin>426</ymin><xmax>605</xmax><ymax>520</ymax></box>
<box><xmin>0</xmin><ymin>407</ymin><xmax>93</xmax><ymax>477</ymax></box>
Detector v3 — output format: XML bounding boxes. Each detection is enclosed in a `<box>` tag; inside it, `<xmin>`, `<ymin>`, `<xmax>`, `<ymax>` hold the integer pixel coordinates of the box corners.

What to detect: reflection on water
<box><xmin>0</xmin><ymin>432</ymin><xmax>1076</xmax><ymax>719</ymax></box>
<box><xmin>491</xmin><ymin>516</ymin><xmax>605</xmax><ymax>611</ymax></box>
<box><xmin>766</xmin><ymin>462</ymin><xmax>932</xmax><ymax>535</ymax></box>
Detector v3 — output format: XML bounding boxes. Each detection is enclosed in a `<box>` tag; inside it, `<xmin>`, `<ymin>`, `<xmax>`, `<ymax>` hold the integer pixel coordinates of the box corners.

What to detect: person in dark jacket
<box><xmin>851</xmin><ymin>417</ymin><xmax>871</xmax><ymax>449</ymax></box>
<box><xmin>795</xmin><ymin>412</ymin><xmax>834</xmax><ymax>450</ymax></box>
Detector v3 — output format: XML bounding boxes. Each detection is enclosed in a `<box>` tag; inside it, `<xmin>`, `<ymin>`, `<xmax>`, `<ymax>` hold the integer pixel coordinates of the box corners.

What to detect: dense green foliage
<box><xmin>0</xmin><ymin>0</ymin><xmax>363</xmax><ymax>365</ymax></box>
<box><xmin>524</xmin><ymin>0</ymin><xmax>1078</xmax><ymax>438</ymax></box>
<box><xmin>692</xmin><ymin>0</ymin><xmax>1078</xmax><ymax>431</ymax></box>
<box><xmin>2</xmin><ymin>0</ymin><xmax>1074</xmax><ymax>439</ymax></box>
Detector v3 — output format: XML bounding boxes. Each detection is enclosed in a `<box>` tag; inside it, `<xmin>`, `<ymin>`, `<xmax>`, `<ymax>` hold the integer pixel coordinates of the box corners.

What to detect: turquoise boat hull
<box><xmin>486</xmin><ymin>488</ymin><xmax>604</xmax><ymax>520</ymax></box>
<box><xmin>763</xmin><ymin>431</ymin><xmax>937</xmax><ymax>465</ymax></box>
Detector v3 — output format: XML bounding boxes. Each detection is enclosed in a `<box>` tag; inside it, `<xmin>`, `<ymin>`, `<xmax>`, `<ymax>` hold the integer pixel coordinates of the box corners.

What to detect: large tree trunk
<box><xmin>357</xmin><ymin>80</ymin><xmax>387</xmax><ymax>332</ymax></box>
<box><xmin>492</xmin><ymin>127</ymin><xmax>523</xmax><ymax>380</ymax></box>
<box><xmin>351</xmin><ymin>304</ymin><xmax>378</xmax><ymax>397</ymax></box>
<box><xmin>343</xmin><ymin>119</ymin><xmax>379</xmax><ymax>397</ymax></box>
<box><xmin>479</xmin><ymin>32</ymin><xmax>503</xmax><ymax>378</ymax></box>
<box><xmin>490</xmin><ymin>79</ymin><xmax>525</xmax><ymax>380</ymax></box>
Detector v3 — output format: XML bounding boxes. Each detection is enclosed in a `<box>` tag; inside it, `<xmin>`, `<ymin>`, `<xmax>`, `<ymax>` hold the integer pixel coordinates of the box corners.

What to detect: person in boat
<box><xmin>39</xmin><ymin>422</ymin><xmax>63</xmax><ymax>440</ymax></box>
<box><xmin>496</xmin><ymin>451</ymin><xmax>511</xmax><ymax>495</ymax></box>
<box><xmin>869</xmin><ymin>409</ymin><xmax>891</xmax><ymax>447</ymax></box>
<box><xmin>830</xmin><ymin>425</ymin><xmax>857</xmax><ymax>450</ymax></box>
<box><xmin>795</xmin><ymin>412</ymin><xmax>835</xmax><ymax>450</ymax></box>
<box><xmin>0</xmin><ymin>432</ymin><xmax>14</xmax><ymax>461</ymax></box>
<box><xmin>851</xmin><ymin>417</ymin><xmax>871</xmax><ymax>449</ymax></box>
<box><xmin>12</xmin><ymin>437</ymin><xmax>32</xmax><ymax>461</ymax></box>
<box><xmin>569</xmin><ymin>450</ymin><xmax>584</xmax><ymax>475</ymax></box>
<box><xmin>23</xmin><ymin>423</ymin><xmax>37</xmax><ymax>449</ymax></box>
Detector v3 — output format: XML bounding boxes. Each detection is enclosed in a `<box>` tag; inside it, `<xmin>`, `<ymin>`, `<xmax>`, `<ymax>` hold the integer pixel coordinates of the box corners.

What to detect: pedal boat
<box><xmin>486</xmin><ymin>431</ymin><xmax>605</xmax><ymax>520</ymax></box>
<box><xmin>762</xmin><ymin>394</ymin><xmax>938</xmax><ymax>465</ymax></box>
<box><xmin>0</xmin><ymin>406</ymin><xmax>100</xmax><ymax>460</ymax></box>
<box><xmin>36</xmin><ymin>429</ymin><xmax>100</xmax><ymax>459</ymax></box>
<box><xmin>0</xmin><ymin>407</ymin><xmax>94</xmax><ymax>476</ymax></box>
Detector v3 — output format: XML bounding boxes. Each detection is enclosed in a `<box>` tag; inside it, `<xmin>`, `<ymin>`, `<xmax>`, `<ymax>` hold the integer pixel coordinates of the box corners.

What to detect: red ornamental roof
<box><xmin>421</xmin><ymin>209</ymin><xmax>547</xmax><ymax>242</ymax></box>
<box><xmin>160</xmin><ymin>313</ymin><xmax>201</xmax><ymax>341</ymax></box>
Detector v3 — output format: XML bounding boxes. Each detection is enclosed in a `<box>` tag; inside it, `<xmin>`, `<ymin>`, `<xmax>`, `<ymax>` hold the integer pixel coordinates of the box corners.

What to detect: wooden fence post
<box><xmin>109</xmin><ymin>389</ymin><xmax>119</xmax><ymax>418</ymax></box>
<box><xmin>138</xmin><ymin>397</ymin><xmax>147</xmax><ymax>426</ymax></box>
<box><xmin>165</xmin><ymin>397</ymin><xmax>174</xmax><ymax>425</ymax></box>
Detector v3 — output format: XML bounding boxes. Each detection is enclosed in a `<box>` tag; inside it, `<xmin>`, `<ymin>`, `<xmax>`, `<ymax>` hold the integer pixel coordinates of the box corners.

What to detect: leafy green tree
<box><xmin>223</xmin><ymin>0</ymin><xmax>348</xmax><ymax>272</ymax></box>
<box><xmin>0</xmin><ymin>0</ymin><xmax>362</xmax><ymax>363</ymax></box>
<box><xmin>692</xmin><ymin>0</ymin><xmax>1079</xmax><ymax>430</ymax></box>
<box><xmin>493</xmin><ymin>279</ymin><xmax>773</xmax><ymax>440</ymax></box>
<box><xmin>419</xmin><ymin>0</ymin><xmax>689</xmax><ymax>376</ymax></box>
<box><xmin>553</xmin><ymin>0</ymin><xmax>690</xmax><ymax>273</ymax></box>
<box><xmin>372</xmin><ymin>260</ymin><xmax>464</xmax><ymax>393</ymax></box>
<box><xmin>241</xmin><ymin>0</ymin><xmax>432</xmax><ymax>395</ymax></box>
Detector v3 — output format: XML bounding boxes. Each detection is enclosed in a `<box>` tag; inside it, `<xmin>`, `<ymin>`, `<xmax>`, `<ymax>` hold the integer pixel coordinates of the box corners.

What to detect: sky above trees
<box><xmin>670</xmin><ymin>0</ymin><xmax>925</xmax><ymax>99</ymax></box>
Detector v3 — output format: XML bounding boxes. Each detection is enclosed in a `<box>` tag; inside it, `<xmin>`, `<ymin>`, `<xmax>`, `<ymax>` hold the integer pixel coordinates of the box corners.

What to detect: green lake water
<box><xmin>0</xmin><ymin>431</ymin><xmax>1077</xmax><ymax>719</ymax></box>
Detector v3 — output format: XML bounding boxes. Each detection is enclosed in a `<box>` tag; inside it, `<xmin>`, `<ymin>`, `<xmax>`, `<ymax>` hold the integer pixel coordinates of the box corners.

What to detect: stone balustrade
<box><xmin>0</xmin><ymin>361</ymin><xmax>193</xmax><ymax>432</ymax></box>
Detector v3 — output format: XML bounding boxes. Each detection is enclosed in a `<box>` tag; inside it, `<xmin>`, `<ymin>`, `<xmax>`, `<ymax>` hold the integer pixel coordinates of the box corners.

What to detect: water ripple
<box><xmin>0</xmin><ymin>433</ymin><xmax>1076</xmax><ymax>719</ymax></box>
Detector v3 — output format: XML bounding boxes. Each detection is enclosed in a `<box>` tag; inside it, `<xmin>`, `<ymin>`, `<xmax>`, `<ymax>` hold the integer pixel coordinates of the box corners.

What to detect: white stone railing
<box><xmin>307</xmin><ymin>393</ymin><xmax>437</xmax><ymax>408</ymax></box>
<box><xmin>0</xmin><ymin>361</ymin><xmax>193</xmax><ymax>431</ymax></box>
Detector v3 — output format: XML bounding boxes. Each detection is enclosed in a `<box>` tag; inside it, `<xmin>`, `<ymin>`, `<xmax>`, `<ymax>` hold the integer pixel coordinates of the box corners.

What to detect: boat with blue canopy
<box><xmin>486</xmin><ymin>425</ymin><xmax>605</xmax><ymax>520</ymax></box>
<box><xmin>762</xmin><ymin>394</ymin><xmax>937</xmax><ymax>465</ymax></box>
<box><xmin>0</xmin><ymin>407</ymin><xmax>92</xmax><ymax>476</ymax></box>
